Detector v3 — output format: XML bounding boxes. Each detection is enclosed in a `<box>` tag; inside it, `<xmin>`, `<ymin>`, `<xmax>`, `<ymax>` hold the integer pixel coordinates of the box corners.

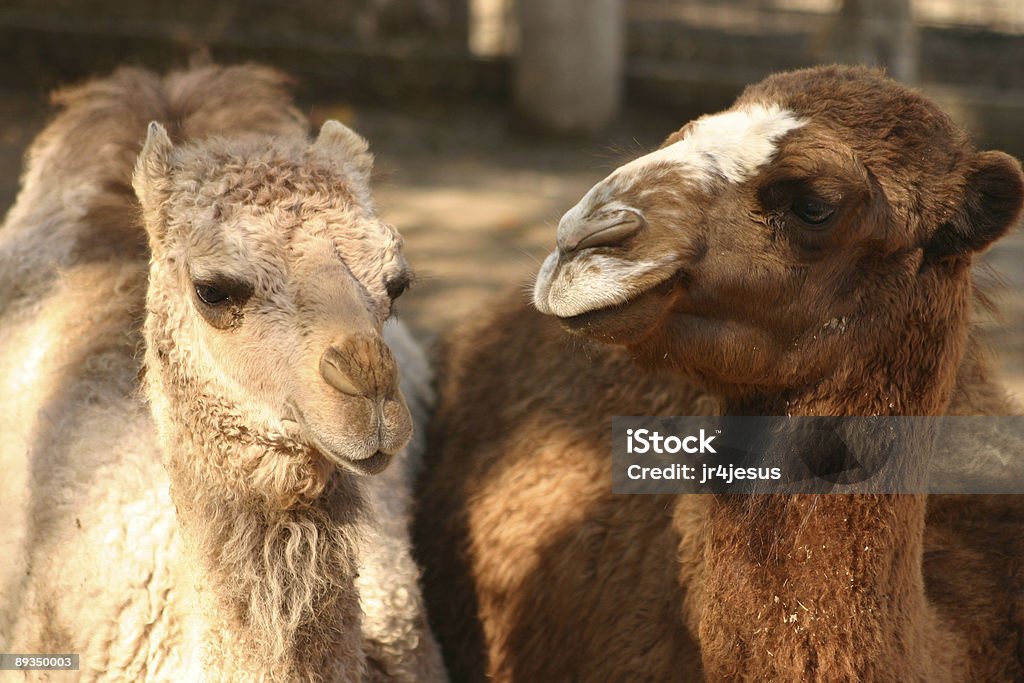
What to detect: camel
<box><xmin>414</xmin><ymin>65</ymin><xmax>1024</xmax><ymax>681</ymax></box>
<box><xmin>0</xmin><ymin>64</ymin><xmax>445</xmax><ymax>682</ymax></box>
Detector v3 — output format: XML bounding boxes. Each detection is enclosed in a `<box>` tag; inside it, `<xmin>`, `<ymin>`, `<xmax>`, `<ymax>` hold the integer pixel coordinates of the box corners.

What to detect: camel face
<box><xmin>533</xmin><ymin>103</ymin><xmax>805</xmax><ymax>322</ymax></box>
<box><xmin>134</xmin><ymin>121</ymin><xmax>413</xmax><ymax>476</ymax></box>
<box><xmin>533</xmin><ymin>65</ymin><xmax>1023</xmax><ymax>391</ymax></box>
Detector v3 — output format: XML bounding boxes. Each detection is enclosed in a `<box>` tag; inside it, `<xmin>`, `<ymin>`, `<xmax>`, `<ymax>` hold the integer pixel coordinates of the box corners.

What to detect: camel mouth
<box><xmin>286</xmin><ymin>403</ymin><xmax>397</xmax><ymax>477</ymax></box>
<box><xmin>305</xmin><ymin>427</ymin><xmax>396</xmax><ymax>476</ymax></box>
<box><xmin>556</xmin><ymin>272</ymin><xmax>683</xmax><ymax>342</ymax></box>
<box><xmin>319</xmin><ymin>448</ymin><xmax>394</xmax><ymax>476</ymax></box>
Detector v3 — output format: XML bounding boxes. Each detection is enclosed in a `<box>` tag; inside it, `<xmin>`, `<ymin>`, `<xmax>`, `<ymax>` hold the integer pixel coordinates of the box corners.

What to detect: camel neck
<box><xmin>696</xmin><ymin>372</ymin><xmax>960</xmax><ymax>678</ymax></box>
<box><xmin>148</xmin><ymin>359</ymin><xmax>368</xmax><ymax>682</ymax></box>
<box><xmin>697</xmin><ymin>492</ymin><xmax>955</xmax><ymax>680</ymax></box>
<box><xmin>168</xmin><ymin>447</ymin><xmax>367</xmax><ymax>682</ymax></box>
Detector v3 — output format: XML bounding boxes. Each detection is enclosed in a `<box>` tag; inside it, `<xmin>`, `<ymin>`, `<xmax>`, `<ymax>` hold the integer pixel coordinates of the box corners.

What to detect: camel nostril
<box><xmin>559</xmin><ymin>210</ymin><xmax>646</xmax><ymax>253</ymax></box>
<box><xmin>319</xmin><ymin>346</ymin><xmax>363</xmax><ymax>397</ymax></box>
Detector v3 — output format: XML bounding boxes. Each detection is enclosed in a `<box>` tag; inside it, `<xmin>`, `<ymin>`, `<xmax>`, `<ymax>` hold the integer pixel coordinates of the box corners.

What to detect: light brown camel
<box><xmin>414</xmin><ymin>65</ymin><xmax>1024</xmax><ymax>681</ymax></box>
<box><xmin>0</xmin><ymin>65</ymin><xmax>445</xmax><ymax>682</ymax></box>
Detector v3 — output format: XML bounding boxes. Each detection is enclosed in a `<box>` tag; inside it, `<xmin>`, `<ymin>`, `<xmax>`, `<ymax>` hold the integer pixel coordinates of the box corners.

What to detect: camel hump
<box><xmin>0</xmin><ymin>64</ymin><xmax>309</xmax><ymax>315</ymax></box>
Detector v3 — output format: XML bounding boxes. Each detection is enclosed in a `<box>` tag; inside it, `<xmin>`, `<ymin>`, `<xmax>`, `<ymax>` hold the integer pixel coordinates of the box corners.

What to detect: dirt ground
<box><xmin>3</xmin><ymin>86</ymin><xmax>1023</xmax><ymax>398</ymax></box>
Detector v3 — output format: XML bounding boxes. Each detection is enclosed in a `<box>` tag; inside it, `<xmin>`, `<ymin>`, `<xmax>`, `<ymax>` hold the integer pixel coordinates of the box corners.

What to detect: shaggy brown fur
<box><xmin>415</xmin><ymin>66</ymin><xmax>1024</xmax><ymax>681</ymax></box>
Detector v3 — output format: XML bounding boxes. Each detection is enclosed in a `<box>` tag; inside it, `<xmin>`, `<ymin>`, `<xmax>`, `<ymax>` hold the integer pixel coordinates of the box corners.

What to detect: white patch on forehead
<box><xmin>554</xmin><ymin>103</ymin><xmax>805</xmax><ymax>249</ymax></box>
<box><xmin>613</xmin><ymin>103</ymin><xmax>805</xmax><ymax>188</ymax></box>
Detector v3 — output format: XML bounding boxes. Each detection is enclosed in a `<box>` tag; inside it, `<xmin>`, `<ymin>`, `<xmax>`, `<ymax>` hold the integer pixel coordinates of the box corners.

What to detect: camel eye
<box><xmin>791</xmin><ymin>196</ymin><xmax>835</xmax><ymax>227</ymax></box>
<box><xmin>195</xmin><ymin>283</ymin><xmax>230</xmax><ymax>306</ymax></box>
<box><xmin>385</xmin><ymin>273</ymin><xmax>411</xmax><ymax>301</ymax></box>
<box><xmin>191</xmin><ymin>277</ymin><xmax>253</xmax><ymax>330</ymax></box>
<box><xmin>192</xmin><ymin>277</ymin><xmax>252</xmax><ymax>307</ymax></box>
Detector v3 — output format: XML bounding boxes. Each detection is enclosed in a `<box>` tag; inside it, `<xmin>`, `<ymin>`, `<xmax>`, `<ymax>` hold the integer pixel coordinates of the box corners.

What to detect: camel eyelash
<box><xmin>191</xmin><ymin>277</ymin><xmax>254</xmax><ymax>306</ymax></box>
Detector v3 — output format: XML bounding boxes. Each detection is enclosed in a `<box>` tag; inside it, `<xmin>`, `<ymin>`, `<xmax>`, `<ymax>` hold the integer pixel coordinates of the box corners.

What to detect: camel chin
<box><xmin>554</xmin><ymin>274</ymin><xmax>681</xmax><ymax>345</ymax></box>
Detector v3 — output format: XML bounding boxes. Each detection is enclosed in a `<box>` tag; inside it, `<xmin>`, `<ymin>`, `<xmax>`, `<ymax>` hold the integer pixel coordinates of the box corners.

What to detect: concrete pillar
<box><xmin>833</xmin><ymin>0</ymin><xmax>919</xmax><ymax>84</ymax></box>
<box><xmin>514</xmin><ymin>0</ymin><xmax>624</xmax><ymax>134</ymax></box>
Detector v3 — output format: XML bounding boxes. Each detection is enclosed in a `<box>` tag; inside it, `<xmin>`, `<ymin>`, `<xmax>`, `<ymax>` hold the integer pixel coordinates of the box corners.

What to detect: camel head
<box><xmin>133</xmin><ymin>120</ymin><xmax>412</xmax><ymax>480</ymax></box>
<box><xmin>534</xmin><ymin>65</ymin><xmax>1024</xmax><ymax>401</ymax></box>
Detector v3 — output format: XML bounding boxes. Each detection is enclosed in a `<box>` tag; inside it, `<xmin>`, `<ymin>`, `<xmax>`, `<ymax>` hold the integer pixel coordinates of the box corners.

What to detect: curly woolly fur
<box><xmin>415</xmin><ymin>66</ymin><xmax>1024</xmax><ymax>682</ymax></box>
<box><xmin>0</xmin><ymin>64</ymin><xmax>445</xmax><ymax>682</ymax></box>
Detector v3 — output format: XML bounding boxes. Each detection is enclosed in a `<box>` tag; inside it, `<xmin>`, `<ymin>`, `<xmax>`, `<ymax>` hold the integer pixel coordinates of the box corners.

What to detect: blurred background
<box><xmin>1</xmin><ymin>0</ymin><xmax>1023</xmax><ymax>392</ymax></box>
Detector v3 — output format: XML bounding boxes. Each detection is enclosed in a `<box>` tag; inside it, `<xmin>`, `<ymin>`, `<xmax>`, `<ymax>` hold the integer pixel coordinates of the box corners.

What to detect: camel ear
<box><xmin>132</xmin><ymin>121</ymin><xmax>174</xmax><ymax>244</ymax></box>
<box><xmin>660</xmin><ymin>121</ymin><xmax>696</xmax><ymax>149</ymax></box>
<box><xmin>926</xmin><ymin>151</ymin><xmax>1024</xmax><ymax>258</ymax></box>
<box><xmin>312</xmin><ymin>119</ymin><xmax>373</xmax><ymax>178</ymax></box>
